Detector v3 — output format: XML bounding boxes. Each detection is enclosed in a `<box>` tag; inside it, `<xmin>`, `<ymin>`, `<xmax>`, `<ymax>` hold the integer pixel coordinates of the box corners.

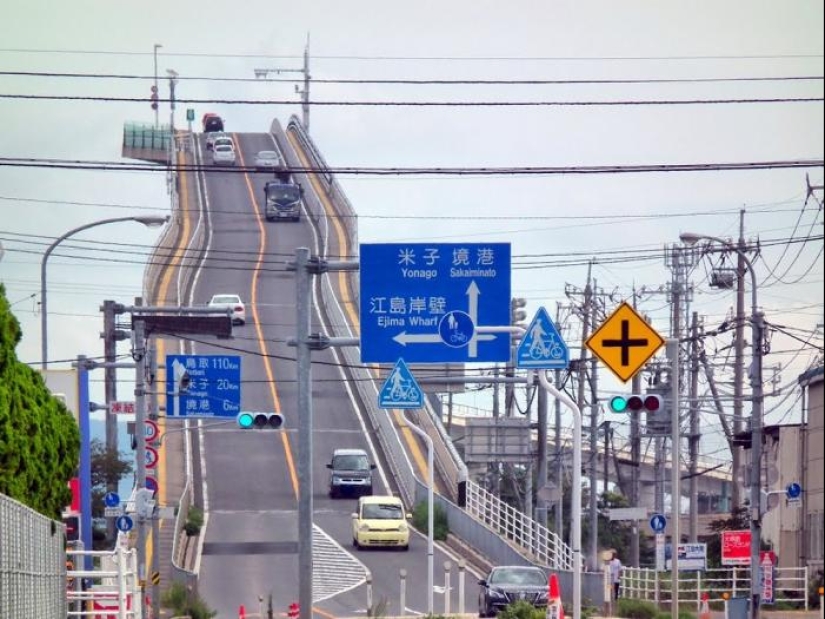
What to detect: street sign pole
<box><xmin>668</xmin><ymin>338</ymin><xmax>680</xmax><ymax>619</ymax></box>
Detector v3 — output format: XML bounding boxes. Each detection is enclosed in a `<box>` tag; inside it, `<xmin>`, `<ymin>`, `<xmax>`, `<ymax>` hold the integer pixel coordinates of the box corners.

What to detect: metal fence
<box><xmin>0</xmin><ymin>492</ymin><xmax>67</xmax><ymax>619</ymax></box>
<box><xmin>622</xmin><ymin>565</ymin><xmax>811</xmax><ymax>612</ymax></box>
<box><xmin>123</xmin><ymin>122</ymin><xmax>171</xmax><ymax>151</ymax></box>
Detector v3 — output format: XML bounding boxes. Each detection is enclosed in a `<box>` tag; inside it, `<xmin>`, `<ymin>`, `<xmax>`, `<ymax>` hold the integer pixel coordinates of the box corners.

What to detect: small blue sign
<box><xmin>115</xmin><ymin>515</ymin><xmax>133</xmax><ymax>533</ymax></box>
<box><xmin>145</xmin><ymin>477</ymin><xmax>159</xmax><ymax>496</ymax></box>
<box><xmin>516</xmin><ymin>307</ymin><xmax>569</xmax><ymax>369</ymax></box>
<box><xmin>104</xmin><ymin>492</ymin><xmax>120</xmax><ymax>508</ymax></box>
<box><xmin>650</xmin><ymin>513</ymin><xmax>667</xmax><ymax>533</ymax></box>
<box><xmin>379</xmin><ymin>359</ymin><xmax>424</xmax><ymax>409</ymax></box>
<box><xmin>359</xmin><ymin>243</ymin><xmax>511</xmax><ymax>363</ymax></box>
<box><xmin>786</xmin><ymin>482</ymin><xmax>802</xmax><ymax>500</ymax></box>
<box><xmin>165</xmin><ymin>355</ymin><xmax>241</xmax><ymax>417</ymax></box>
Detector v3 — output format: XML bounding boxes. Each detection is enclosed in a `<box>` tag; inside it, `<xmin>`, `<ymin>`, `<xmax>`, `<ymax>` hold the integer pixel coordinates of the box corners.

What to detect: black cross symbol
<box><xmin>602</xmin><ymin>319</ymin><xmax>648</xmax><ymax>366</ymax></box>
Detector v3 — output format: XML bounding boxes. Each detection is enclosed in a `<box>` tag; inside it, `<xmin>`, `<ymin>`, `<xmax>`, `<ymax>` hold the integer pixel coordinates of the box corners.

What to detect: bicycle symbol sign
<box><xmin>378</xmin><ymin>358</ymin><xmax>424</xmax><ymax>409</ymax></box>
<box><xmin>516</xmin><ymin>307</ymin><xmax>570</xmax><ymax>369</ymax></box>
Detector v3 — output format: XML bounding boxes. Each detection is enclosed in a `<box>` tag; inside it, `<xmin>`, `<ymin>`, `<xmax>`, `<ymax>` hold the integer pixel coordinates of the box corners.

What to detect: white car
<box><xmin>254</xmin><ymin>150</ymin><xmax>284</xmax><ymax>171</ymax></box>
<box><xmin>205</xmin><ymin>131</ymin><xmax>227</xmax><ymax>150</ymax></box>
<box><xmin>211</xmin><ymin>143</ymin><xmax>236</xmax><ymax>166</ymax></box>
<box><xmin>208</xmin><ymin>294</ymin><xmax>246</xmax><ymax>325</ymax></box>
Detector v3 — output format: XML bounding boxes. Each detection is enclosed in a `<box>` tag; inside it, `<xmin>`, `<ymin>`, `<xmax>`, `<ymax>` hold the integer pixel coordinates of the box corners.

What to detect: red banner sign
<box><xmin>721</xmin><ymin>530</ymin><xmax>751</xmax><ymax>565</ymax></box>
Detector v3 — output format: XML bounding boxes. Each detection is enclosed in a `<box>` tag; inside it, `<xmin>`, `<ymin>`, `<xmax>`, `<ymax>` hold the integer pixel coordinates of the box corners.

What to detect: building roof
<box><xmin>798</xmin><ymin>364</ymin><xmax>824</xmax><ymax>387</ymax></box>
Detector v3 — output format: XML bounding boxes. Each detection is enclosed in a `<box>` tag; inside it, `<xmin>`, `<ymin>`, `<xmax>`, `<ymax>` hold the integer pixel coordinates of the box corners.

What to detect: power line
<box><xmin>3</xmin><ymin>69</ymin><xmax>823</xmax><ymax>86</ymax></box>
<box><xmin>1</xmin><ymin>157</ymin><xmax>822</xmax><ymax>176</ymax></box>
<box><xmin>2</xmin><ymin>93</ymin><xmax>822</xmax><ymax>106</ymax></box>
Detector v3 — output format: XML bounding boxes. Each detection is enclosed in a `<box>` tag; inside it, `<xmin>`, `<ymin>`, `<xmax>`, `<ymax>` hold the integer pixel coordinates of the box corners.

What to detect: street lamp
<box><xmin>40</xmin><ymin>215</ymin><xmax>169</xmax><ymax>369</ymax></box>
<box><xmin>680</xmin><ymin>231</ymin><xmax>764</xmax><ymax>619</ymax></box>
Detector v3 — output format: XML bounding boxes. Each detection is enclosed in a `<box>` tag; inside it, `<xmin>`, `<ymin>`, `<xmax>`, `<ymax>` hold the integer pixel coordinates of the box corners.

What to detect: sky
<box><xmin>1</xmin><ymin>1</ymin><xmax>823</xmax><ymax>465</ymax></box>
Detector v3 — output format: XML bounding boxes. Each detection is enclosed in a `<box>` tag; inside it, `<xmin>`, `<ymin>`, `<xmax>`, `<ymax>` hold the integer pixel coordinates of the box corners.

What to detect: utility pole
<box><xmin>732</xmin><ymin>209</ymin><xmax>746</xmax><ymax>512</ymax></box>
<box><xmin>101</xmin><ymin>300</ymin><xmax>118</xmax><ymax>543</ymax></box>
<box><xmin>688</xmin><ymin>312</ymin><xmax>700</xmax><ymax>541</ymax></box>
<box><xmin>629</xmin><ymin>291</ymin><xmax>642</xmax><ymax>567</ymax></box>
<box><xmin>588</xmin><ymin>285</ymin><xmax>600</xmax><ymax>571</ymax></box>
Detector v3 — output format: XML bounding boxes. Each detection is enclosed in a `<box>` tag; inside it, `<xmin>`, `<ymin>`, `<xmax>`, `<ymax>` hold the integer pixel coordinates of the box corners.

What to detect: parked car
<box><xmin>208</xmin><ymin>294</ymin><xmax>245</xmax><ymax>325</ymax></box>
<box><xmin>327</xmin><ymin>448</ymin><xmax>375</xmax><ymax>498</ymax></box>
<box><xmin>211</xmin><ymin>143</ymin><xmax>236</xmax><ymax>166</ymax></box>
<box><xmin>351</xmin><ymin>495</ymin><xmax>410</xmax><ymax>550</ymax></box>
<box><xmin>254</xmin><ymin>150</ymin><xmax>284</xmax><ymax>171</ymax></box>
<box><xmin>478</xmin><ymin>565</ymin><xmax>549</xmax><ymax>617</ymax></box>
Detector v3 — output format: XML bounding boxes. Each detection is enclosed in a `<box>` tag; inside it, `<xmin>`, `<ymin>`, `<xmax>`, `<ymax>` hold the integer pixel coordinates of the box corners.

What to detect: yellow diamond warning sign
<box><xmin>585</xmin><ymin>302</ymin><xmax>664</xmax><ymax>382</ymax></box>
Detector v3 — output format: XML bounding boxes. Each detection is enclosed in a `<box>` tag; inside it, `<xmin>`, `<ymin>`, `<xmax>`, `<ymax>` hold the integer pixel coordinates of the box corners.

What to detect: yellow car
<box><xmin>351</xmin><ymin>495</ymin><xmax>410</xmax><ymax>551</ymax></box>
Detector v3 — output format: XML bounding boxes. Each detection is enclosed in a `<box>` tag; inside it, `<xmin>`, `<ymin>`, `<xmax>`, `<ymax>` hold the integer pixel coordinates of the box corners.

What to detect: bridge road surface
<box><xmin>178</xmin><ymin>127</ymin><xmax>480</xmax><ymax>618</ymax></box>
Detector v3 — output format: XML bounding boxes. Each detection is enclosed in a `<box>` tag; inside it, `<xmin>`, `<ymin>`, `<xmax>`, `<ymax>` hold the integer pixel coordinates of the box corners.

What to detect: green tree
<box><xmin>0</xmin><ymin>283</ymin><xmax>80</xmax><ymax>518</ymax></box>
<box><xmin>90</xmin><ymin>437</ymin><xmax>133</xmax><ymax>520</ymax></box>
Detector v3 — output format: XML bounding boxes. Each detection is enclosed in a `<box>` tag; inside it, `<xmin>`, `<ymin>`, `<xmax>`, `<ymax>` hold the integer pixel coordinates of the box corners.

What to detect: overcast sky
<box><xmin>1</xmin><ymin>1</ymin><xmax>822</xmax><ymax>462</ymax></box>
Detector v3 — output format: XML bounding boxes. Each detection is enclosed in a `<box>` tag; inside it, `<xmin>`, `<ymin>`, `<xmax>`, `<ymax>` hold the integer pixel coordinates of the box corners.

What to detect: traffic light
<box><xmin>237</xmin><ymin>411</ymin><xmax>284</xmax><ymax>429</ymax></box>
<box><xmin>150</xmin><ymin>85</ymin><xmax>159</xmax><ymax>111</ymax></box>
<box><xmin>63</xmin><ymin>516</ymin><xmax>79</xmax><ymax>542</ymax></box>
<box><xmin>608</xmin><ymin>393</ymin><xmax>662</xmax><ymax>414</ymax></box>
<box><xmin>178</xmin><ymin>370</ymin><xmax>191</xmax><ymax>393</ymax></box>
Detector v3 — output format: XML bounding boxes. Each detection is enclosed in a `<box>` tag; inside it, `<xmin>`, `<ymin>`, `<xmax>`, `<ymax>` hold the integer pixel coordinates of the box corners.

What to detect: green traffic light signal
<box><xmin>237</xmin><ymin>411</ymin><xmax>283</xmax><ymax>429</ymax></box>
<box><xmin>608</xmin><ymin>394</ymin><xmax>662</xmax><ymax>413</ymax></box>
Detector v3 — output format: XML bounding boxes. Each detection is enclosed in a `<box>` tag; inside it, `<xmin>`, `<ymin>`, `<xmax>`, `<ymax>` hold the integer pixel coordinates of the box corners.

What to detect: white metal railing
<box><xmin>465</xmin><ymin>480</ymin><xmax>574</xmax><ymax>570</ymax></box>
<box><xmin>622</xmin><ymin>565</ymin><xmax>810</xmax><ymax>612</ymax></box>
<box><xmin>66</xmin><ymin>543</ymin><xmax>142</xmax><ymax>619</ymax></box>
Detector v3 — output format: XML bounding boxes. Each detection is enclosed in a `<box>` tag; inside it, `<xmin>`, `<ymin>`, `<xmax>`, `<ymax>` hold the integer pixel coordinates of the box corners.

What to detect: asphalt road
<box><xmin>183</xmin><ymin>126</ymin><xmax>482</xmax><ymax>618</ymax></box>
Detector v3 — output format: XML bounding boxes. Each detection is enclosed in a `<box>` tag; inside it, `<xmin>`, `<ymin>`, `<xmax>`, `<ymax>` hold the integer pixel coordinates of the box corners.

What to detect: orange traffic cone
<box><xmin>699</xmin><ymin>592</ymin><xmax>711</xmax><ymax>619</ymax></box>
<box><xmin>546</xmin><ymin>573</ymin><xmax>564</xmax><ymax>619</ymax></box>
<box><xmin>238</xmin><ymin>604</ymin><xmax>246</xmax><ymax>619</ymax></box>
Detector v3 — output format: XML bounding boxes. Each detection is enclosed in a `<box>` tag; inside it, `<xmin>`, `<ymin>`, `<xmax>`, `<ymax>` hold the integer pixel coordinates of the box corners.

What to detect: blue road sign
<box><xmin>379</xmin><ymin>359</ymin><xmax>424</xmax><ymax>409</ymax></box>
<box><xmin>145</xmin><ymin>476</ymin><xmax>158</xmax><ymax>497</ymax></box>
<box><xmin>104</xmin><ymin>492</ymin><xmax>120</xmax><ymax>508</ymax></box>
<box><xmin>650</xmin><ymin>513</ymin><xmax>667</xmax><ymax>533</ymax></box>
<box><xmin>165</xmin><ymin>355</ymin><xmax>241</xmax><ymax>417</ymax></box>
<box><xmin>516</xmin><ymin>307</ymin><xmax>570</xmax><ymax>369</ymax></box>
<box><xmin>115</xmin><ymin>515</ymin><xmax>133</xmax><ymax>533</ymax></box>
<box><xmin>359</xmin><ymin>243</ymin><xmax>511</xmax><ymax>363</ymax></box>
<box><xmin>786</xmin><ymin>482</ymin><xmax>802</xmax><ymax>500</ymax></box>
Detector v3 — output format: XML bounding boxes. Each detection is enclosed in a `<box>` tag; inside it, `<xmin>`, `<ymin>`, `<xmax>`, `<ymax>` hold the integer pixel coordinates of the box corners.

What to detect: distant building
<box><xmin>759</xmin><ymin>365</ymin><xmax>823</xmax><ymax>571</ymax></box>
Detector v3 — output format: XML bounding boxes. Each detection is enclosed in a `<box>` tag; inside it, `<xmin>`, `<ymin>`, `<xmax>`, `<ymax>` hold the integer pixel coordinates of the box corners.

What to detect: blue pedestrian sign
<box><xmin>115</xmin><ymin>515</ymin><xmax>133</xmax><ymax>533</ymax></box>
<box><xmin>165</xmin><ymin>355</ymin><xmax>241</xmax><ymax>417</ymax></box>
<box><xmin>650</xmin><ymin>513</ymin><xmax>667</xmax><ymax>533</ymax></box>
<box><xmin>516</xmin><ymin>307</ymin><xmax>569</xmax><ymax>369</ymax></box>
<box><xmin>360</xmin><ymin>243</ymin><xmax>511</xmax><ymax>363</ymax></box>
<box><xmin>379</xmin><ymin>359</ymin><xmax>424</xmax><ymax>409</ymax></box>
<box><xmin>104</xmin><ymin>492</ymin><xmax>120</xmax><ymax>508</ymax></box>
<box><xmin>786</xmin><ymin>482</ymin><xmax>802</xmax><ymax>501</ymax></box>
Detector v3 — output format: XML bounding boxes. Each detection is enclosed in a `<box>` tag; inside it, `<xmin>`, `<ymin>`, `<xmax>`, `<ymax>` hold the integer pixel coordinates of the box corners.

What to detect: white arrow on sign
<box><xmin>467</xmin><ymin>281</ymin><xmax>480</xmax><ymax>357</ymax></box>
<box><xmin>393</xmin><ymin>331</ymin><xmax>495</xmax><ymax>346</ymax></box>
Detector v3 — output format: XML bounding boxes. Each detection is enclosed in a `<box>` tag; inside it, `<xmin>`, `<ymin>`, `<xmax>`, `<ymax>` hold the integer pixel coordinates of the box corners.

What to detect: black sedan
<box><xmin>478</xmin><ymin>565</ymin><xmax>549</xmax><ymax>617</ymax></box>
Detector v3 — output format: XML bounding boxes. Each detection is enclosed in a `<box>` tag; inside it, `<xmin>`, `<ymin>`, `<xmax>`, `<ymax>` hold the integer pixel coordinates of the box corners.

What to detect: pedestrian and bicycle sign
<box><xmin>516</xmin><ymin>307</ymin><xmax>569</xmax><ymax>369</ymax></box>
<box><xmin>165</xmin><ymin>355</ymin><xmax>241</xmax><ymax>417</ymax></box>
<box><xmin>649</xmin><ymin>513</ymin><xmax>667</xmax><ymax>533</ymax></box>
<box><xmin>585</xmin><ymin>302</ymin><xmax>664</xmax><ymax>382</ymax></box>
<box><xmin>379</xmin><ymin>359</ymin><xmax>423</xmax><ymax>409</ymax></box>
<box><xmin>359</xmin><ymin>243</ymin><xmax>511</xmax><ymax>363</ymax></box>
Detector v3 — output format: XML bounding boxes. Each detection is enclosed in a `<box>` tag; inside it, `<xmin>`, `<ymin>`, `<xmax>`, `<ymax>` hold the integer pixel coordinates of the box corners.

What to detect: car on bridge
<box><xmin>327</xmin><ymin>448</ymin><xmax>375</xmax><ymax>498</ymax></box>
<box><xmin>351</xmin><ymin>495</ymin><xmax>410</xmax><ymax>551</ymax></box>
<box><xmin>478</xmin><ymin>565</ymin><xmax>549</xmax><ymax>617</ymax></box>
<box><xmin>208</xmin><ymin>294</ymin><xmax>245</xmax><ymax>325</ymax></box>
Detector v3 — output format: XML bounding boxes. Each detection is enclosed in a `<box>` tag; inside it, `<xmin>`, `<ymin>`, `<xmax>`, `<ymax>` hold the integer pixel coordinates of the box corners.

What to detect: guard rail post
<box><xmin>458</xmin><ymin>560</ymin><xmax>466</xmax><ymax>615</ymax></box>
<box><xmin>399</xmin><ymin>569</ymin><xmax>406</xmax><ymax>617</ymax></box>
<box><xmin>444</xmin><ymin>561</ymin><xmax>452</xmax><ymax>616</ymax></box>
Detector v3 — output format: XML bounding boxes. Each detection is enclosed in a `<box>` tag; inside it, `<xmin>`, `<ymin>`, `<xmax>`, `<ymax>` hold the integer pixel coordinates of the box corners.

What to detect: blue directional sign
<box><xmin>104</xmin><ymin>492</ymin><xmax>120</xmax><ymax>508</ymax></box>
<box><xmin>379</xmin><ymin>359</ymin><xmax>424</xmax><ymax>409</ymax></box>
<box><xmin>165</xmin><ymin>355</ymin><xmax>241</xmax><ymax>417</ymax></box>
<box><xmin>516</xmin><ymin>307</ymin><xmax>569</xmax><ymax>369</ymax></box>
<box><xmin>650</xmin><ymin>513</ymin><xmax>667</xmax><ymax>533</ymax></box>
<box><xmin>359</xmin><ymin>243</ymin><xmax>511</xmax><ymax>363</ymax></box>
<box><xmin>115</xmin><ymin>515</ymin><xmax>133</xmax><ymax>533</ymax></box>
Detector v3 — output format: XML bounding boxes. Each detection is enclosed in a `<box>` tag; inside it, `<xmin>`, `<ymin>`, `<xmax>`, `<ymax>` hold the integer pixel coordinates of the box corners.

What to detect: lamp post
<box><xmin>680</xmin><ymin>231</ymin><xmax>764</xmax><ymax>619</ymax></box>
<box><xmin>153</xmin><ymin>44</ymin><xmax>162</xmax><ymax>129</ymax></box>
<box><xmin>40</xmin><ymin>216</ymin><xmax>169</xmax><ymax>369</ymax></box>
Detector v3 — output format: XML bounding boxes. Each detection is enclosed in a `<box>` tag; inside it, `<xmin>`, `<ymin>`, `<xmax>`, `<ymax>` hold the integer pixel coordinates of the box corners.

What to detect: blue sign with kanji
<box><xmin>165</xmin><ymin>355</ymin><xmax>241</xmax><ymax>417</ymax></box>
<box><xmin>359</xmin><ymin>243</ymin><xmax>511</xmax><ymax>363</ymax></box>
